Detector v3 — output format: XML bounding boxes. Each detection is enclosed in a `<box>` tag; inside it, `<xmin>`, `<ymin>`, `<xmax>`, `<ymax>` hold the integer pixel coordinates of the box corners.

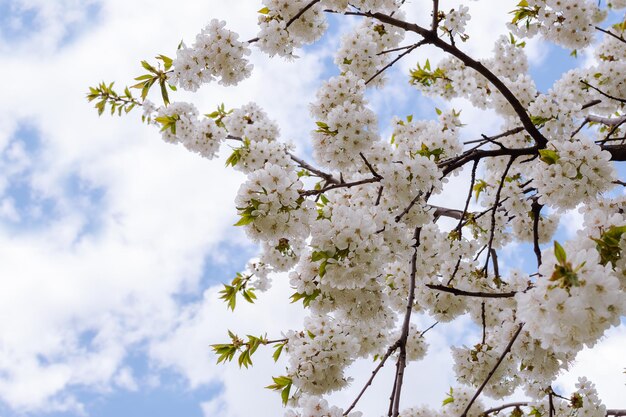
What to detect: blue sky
<box><xmin>0</xmin><ymin>1</ymin><xmax>624</xmax><ymax>416</ymax></box>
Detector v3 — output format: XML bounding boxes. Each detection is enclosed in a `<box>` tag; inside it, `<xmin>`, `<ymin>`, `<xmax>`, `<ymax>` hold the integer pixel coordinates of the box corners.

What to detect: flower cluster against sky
<box><xmin>0</xmin><ymin>0</ymin><xmax>624</xmax><ymax>416</ymax></box>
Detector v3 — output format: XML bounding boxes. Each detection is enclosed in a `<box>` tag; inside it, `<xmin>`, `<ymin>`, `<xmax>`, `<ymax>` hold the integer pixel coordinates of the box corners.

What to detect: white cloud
<box><xmin>0</xmin><ymin>0</ymin><xmax>328</xmax><ymax>412</ymax></box>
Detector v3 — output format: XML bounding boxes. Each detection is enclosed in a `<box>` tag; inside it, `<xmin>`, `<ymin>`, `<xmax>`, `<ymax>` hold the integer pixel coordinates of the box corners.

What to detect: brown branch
<box><xmin>455</xmin><ymin>160</ymin><xmax>478</xmax><ymax>238</ymax></box>
<box><xmin>490</xmin><ymin>248</ymin><xmax>500</xmax><ymax>282</ymax></box>
<box><xmin>426</xmin><ymin>284</ymin><xmax>517</xmax><ymax>298</ymax></box>
<box><xmin>432</xmin><ymin>205</ymin><xmax>464</xmax><ymax>220</ymax></box>
<box><xmin>483</xmin><ymin>156</ymin><xmax>516</xmax><ymax>273</ymax></box>
<box><xmin>480</xmin><ymin>402</ymin><xmax>529</xmax><ymax>416</ymax></box>
<box><xmin>460</xmin><ymin>323</ymin><xmax>524</xmax><ymax>417</ymax></box>
<box><xmin>391</xmin><ymin>227</ymin><xmax>421</xmax><ymax>417</ymax></box>
<box><xmin>359</xmin><ymin>152</ymin><xmax>383</xmax><ymax>179</ymax></box>
<box><xmin>285</xmin><ymin>0</ymin><xmax>321</xmax><ymax>28</ymax></box>
<box><xmin>431</xmin><ymin>0</ymin><xmax>440</xmax><ymax>31</ymax></box>
<box><xmin>481</xmin><ymin>301</ymin><xmax>487</xmax><ymax>344</ymax></box>
<box><xmin>247</xmin><ymin>0</ymin><xmax>321</xmax><ymax>43</ymax></box>
<box><xmin>395</xmin><ymin>192</ymin><xmax>424</xmax><ymax>223</ymax></box>
<box><xmin>288</xmin><ymin>152</ymin><xmax>339</xmax><ymax>184</ymax></box>
<box><xmin>531</xmin><ymin>199</ymin><xmax>543</xmax><ymax>267</ymax></box>
<box><xmin>344</xmin><ymin>342</ymin><xmax>399</xmax><ymax>416</ymax></box>
<box><xmin>300</xmin><ymin>176</ymin><xmax>381</xmax><ymax>196</ymax></box>
<box><xmin>581</xmin><ymin>80</ymin><xmax>626</xmax><ymax>104</ymax></box>
<box><xmin>366</xmin><ymin>40</ymin><xmax>425</xmax><ymax>85</ymax></box>
<box><xmin>480</xmin><ymin>403</ymin><xmax>626</xmax><ymax>417</ymax></box>
<box><xmin>439</xmin><ymin>146</ymin><xmax>536</xmax><ymax>176</ymax></box>
<box><xmin>595</xmin><ymin>25</ymin><xmax>626</xmax><ymax>45</ymax></box>
<box><xmin>357</xmin><ymin>11</ymin><xmax>548</xmax><ymax>148</ymax></box>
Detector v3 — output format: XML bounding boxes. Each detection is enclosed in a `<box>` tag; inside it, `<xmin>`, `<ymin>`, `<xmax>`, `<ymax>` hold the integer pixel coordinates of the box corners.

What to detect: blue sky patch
<box><xmin>0</xmin><ymin>123</ymin><xmax>106</xmax><ymax>237</ymax></box>
<box><xmin>0</xmin><ymin>1</ymin><xmax>102</xmax><ymax>48</ymax></box>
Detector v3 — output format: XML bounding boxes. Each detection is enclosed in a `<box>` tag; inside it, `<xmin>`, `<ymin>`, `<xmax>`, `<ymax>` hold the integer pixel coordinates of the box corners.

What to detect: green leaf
<box><xmin>160</xmin><ymin>81</ymin><xmax>170</xmax><ymax>106</ymax></box>
<box><xmin>266</xmin><ymin>375</ymin><xmax>293</xmax><ymax>405</ymax></box>
<box><xmin>134</xmin><ymin>74</ymin><xmax>153</xmax><ymax>81</ymax></box>
<box><xmin>157</xmin><ymin>54</ymin><xmax>173</xmax><ymax>70</ymax></box>
<box><xmin>554</xmin><ymin>241</ymin><xmax>567</xmax><ymax>264</ymax></box>
<box><xmin>258</xmin><ymin>6</ymin><xmax>270</xmax><ymax>14</ymax></box>
<box><xmin>318</xmin><ymin>260</ymin><xmax>327</xmax><ymax>278</ymax></box>
<box><xmin>473</xmin><ymin>179</ymin><xmax>488</xmax><ymax>202</ymax></box>
<box><xmin>272</xmin><ymin>341</ymin><xmax>286</xmax><ymax>362</ymax></box>
<box><xmin>539</xmin><ymin>149</ymin><xmax>559</xmax><ymax>165</ymax></box>
<box><xmin>442</xmin><ymin>387</ymin><xmax>454</xmax><ymax>406</ymax></box>
<box><xmin>442</xmin><ymin>397</ymin><xmax>454</xmax><ymax>406</ymax></box>
<box><xmin>593</xmin><ymin>225</ymin><xmax>626</xmax><ymax>267</ymax></box>
<box><xmin>141</xmin><ymin>60</ymin><xmax>158</xmax><ymax>73</ymax></box>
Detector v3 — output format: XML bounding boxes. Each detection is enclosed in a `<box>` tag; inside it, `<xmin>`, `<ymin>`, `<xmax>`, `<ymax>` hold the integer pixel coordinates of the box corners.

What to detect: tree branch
<box><xmin>426</xmin><ymin>284</ymin><xmax>518</xmax><ymax>298</ymax></box>
<box><xmin>352</xmin><ymin>11</ymin><xmax>548</xmax><ymax>148</ymax></box>
<box><xmin>391</xmin><ymin>227</ymin><xmax>421</xmax><ymax>417</ymax></box>
<box><xmin>460</xmin><ymin>323</ymin><xmax>524</xmax><ymax>417</ymax></box>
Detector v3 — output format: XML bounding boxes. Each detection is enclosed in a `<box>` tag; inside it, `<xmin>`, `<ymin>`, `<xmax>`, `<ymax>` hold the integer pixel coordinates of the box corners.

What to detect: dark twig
<box><xmin>426</xmin><ymin>284</ymin><xmax>518</xmax><ymax>298</ymax></box>
<box><xmin>344</xmin><ymin>342</ymin><xmax>400</xmax><ymax>416</ymax></box>
<box><xmin>483</xmin><ymin>156</ymin><xmax>516</xmax><ymax>273</ymax></box>
<box><xmin>359</xmin><ymin>152</ymin><xmax>383</xmax><ymax>179</ymax></box>
<box><xmin>288</xmin><ymin>152</ymin><xmax>339</xmax><ymax>184</ymax></box>
<box><xmin>481</xmin><ymin>301</ymin><xmax>487</xmax><ymax>344</ymax></box>
<box><xmin>248</xmin><ymin>0</ymin><xmax>321</xmax><ymax>43</ymax></box>
<box><xmin>300</xmin><ymin>176</ymin><xmax>381</xmax><ymax>196</ymax></box>
<box><xmin>460</xmin><ymin>323</ymin><xmax>524</xmax><ymax>417</ymax></box>
<box><xmin>531</xmin><ymin>199</ymin><xmax>543</xmax><ymax>267</ymax></box>
<box><xmin>391</xmin><ymin>227</ymin><xmax>421</xmax><ymax>417</ymax></box>
<box><xmin>285</xmin><ymin>0</ymin><xmax>321</xmax><ymax>27</ymax></box>
<box><xmin>595</xmin><ymin>25</ymin><xmax>626</xmax><ymax>45</ymax></box>
<box><xmin>455</xmin><ymin>160</ymin><xmax>478</xmax><ymax>238</ymax></box>
<box><xmin>431</xmin><ymin>0</ymin><xmax>440</xmax><ymax>31</ymax></box>
<box><xmin>490</xmin><ymin>248</ymin><xmax>500</xmax><ymax>282</ymax></box>
<box><xmin>395</xmin><ymin>192</ymin><xmax>423</xmax><ymax>223</ymax></box>
<box><xmin>480</xmin><ymin>403</ymin><xmax>626</xmax><ymax>417</ymax></box>
<box><xmin>366</xmin><ymin>40</ymin><xmax>425</xmax><ymax>85</ymax></box>
<box><xmin>480</xmin><ymin>402</ymin><xmax>529</xmax><ymax>416</ymax></box>
<box><xmin>581</xmin><ymin>80</ymin><xmax>626</xmax><ymax>104</ymax></box>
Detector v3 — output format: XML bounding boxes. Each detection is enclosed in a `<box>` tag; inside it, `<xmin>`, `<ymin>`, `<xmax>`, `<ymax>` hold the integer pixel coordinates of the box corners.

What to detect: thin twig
<box><xmin>391</xmin><ymin>227</ymin><xmax>421</xmax><ymax>417</ymax></box>
<box><xmin>343</xmin><ymin>342</ymin><xmax>399</xmax><ymax>415</ymax></box>
<box><xmin>595</xmin><ymin>25</ymin><xmax>626</xmax><ymax>44</ymax></box>
<box><xmin>300</xmin><ymin>176</ymin><xmax>380</xmax><ymax>196</ymax></box>
<box><xmin>483</xmin><ymin>156</ymin><xmax>516</xmax><ymax>273</ymax></box>
<box><xmin>460</xmin><ymin>323</ymin><xmax>524</xmax><ymax>417</ymax></box>
<box><xmin>426</xmin><ymin>284</ymin><xmax>518</xmax><ymax>298</ymax></box>
<box><xmin>581</xmin><ymin>80</ymin><xmax>626</xmax><ymax>104</ymax></box>
<box><xmin>531</xmin><ymin>199</ymin><xmax>543</xmax><ymax>267</ymax></box>
<box><xmin>366</xmin><ymin>41</ymin><xmax>424</xmax><ymax>85</ymax></box>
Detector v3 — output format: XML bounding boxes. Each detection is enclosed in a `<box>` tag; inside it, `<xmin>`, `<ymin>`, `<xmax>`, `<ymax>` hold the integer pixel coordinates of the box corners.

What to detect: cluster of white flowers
<box><xmin>441</xmin><ymin>5</ymin><xmax>471</xmax><ymax>38</ymax></box>
<box><xmin>530</xmin><ymin>377</ymin><xmax>607</xmax><ymax>417</ymax></box>
<box><xmin>452</xmin><ymin>342</ymin><xmax>519</xmax><ymax>398</ymax></box>
<box><xmin>256</xmin><ymin>0</ymin><xmax>327</xmax><ymax>57</ymax></box>
<box><xmin>508</xmin><ymin>0</ymin><xmax>605</xmax><ymax>50</ymax></box>
<box><xmin>400</xmin><ymin>386</ymin><xmax>485</xmax><ymax>417</ymax></box>
<box><xmin>335</xmin><ymin>18</ymin><xmax>405</xmax><ymax>85</ymax></box>
<box><xmin>531</xmin><ymin>139</ymin><xmax>616</xmax><ymax>210</ymax></box>
<box><xmin>285</xmin><ymin>396</ymin><xmax>361</xmax><ymax>417</ymax></box>
<box><xmin>310</xmin><ymin>204</ymin><xmax>386</xmax><ymax>290</ymax></box>
<box><xmin>286</xmin><ymin>315</ymin><xmax>360</xmax><ymax>395</ymax></box>
<box><xmin>169</xmin><ymin>19</ymin><xmax>252</xmax><ymax>91</ymax></box>
<box><xmin>235</xmin><ymin>164</ymin><xmax>315</xmax><ymax>241</ymax></box>
<box><xmin>310</xmin><ymin>72</ymin><xmax>381</xmax><ymax>171</ymax></box>
<box><xmin>154</xmin><ymin>101</ymin><xmax>226</xmax><ymax>159</ymax></box>
<box><xmin>516</xmin><ymin>240</ymin><xmax>624</xmax><ymax>354</ymax></box>
<box><xmin>410</xmin><ymin>36</ymin><xmax>535</xmax><ymax>117</ymax></box>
